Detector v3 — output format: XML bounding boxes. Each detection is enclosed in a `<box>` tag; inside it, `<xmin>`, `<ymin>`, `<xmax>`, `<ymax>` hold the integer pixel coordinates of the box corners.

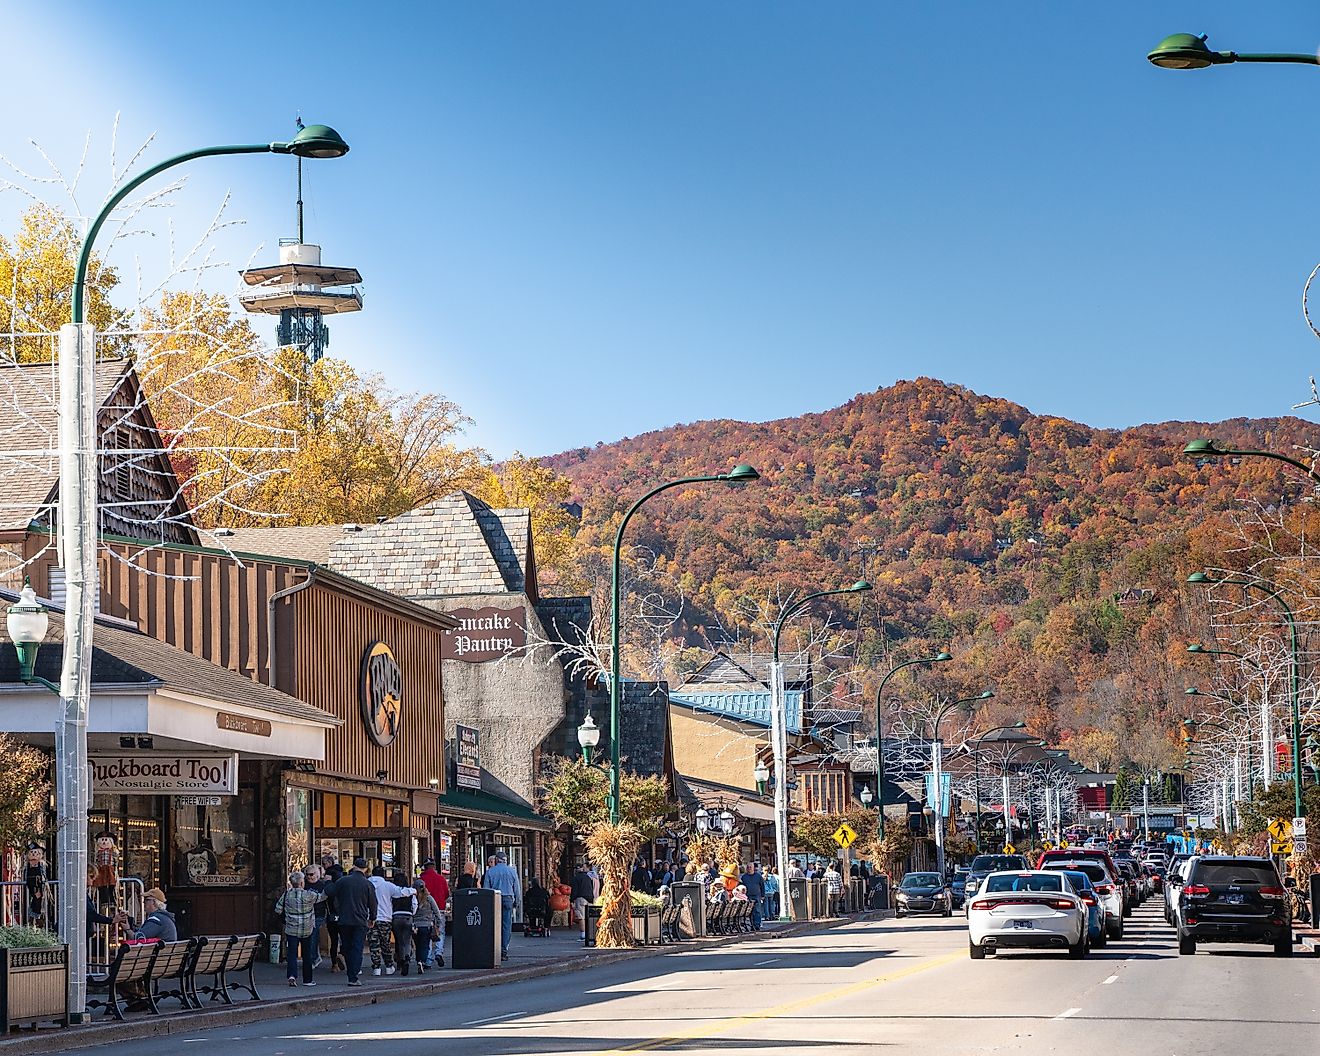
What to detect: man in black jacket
<box><xmin>332</xmin><ymin>858</ymin><xmax>375</xmax><ymax>986</ymax></box>
<box><xmin>571</xmin><ymin>863</ymin><xmax>595</xmax><ymax>939</ymax></box>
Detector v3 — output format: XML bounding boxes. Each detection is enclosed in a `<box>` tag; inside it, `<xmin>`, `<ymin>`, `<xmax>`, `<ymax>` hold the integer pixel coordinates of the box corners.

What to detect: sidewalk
<box><xmin>0</xmin><ymin>917</ymin><xmax>832</xmax><ymax>1054</ymax></box>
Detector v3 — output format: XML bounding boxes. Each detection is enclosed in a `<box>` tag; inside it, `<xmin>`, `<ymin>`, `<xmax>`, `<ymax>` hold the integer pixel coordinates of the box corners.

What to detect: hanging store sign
<box><xmin>216</xmin><ymin>712</ymin><xmax>272</xmax><ymax>737</ymax></box>
<box><xmin>359</xmin><ymin>641</ymin><xmax>403</xmax><ymax>747</ymax></box>
<box><xmin>90</xmin><ymin>753</ymin><xmax>238</xmax><ymax>794</ymax></box>
<box><xmin>455</xmin><ymin>724</ymin><xmax>481</xmax><ymax>791</ymax></box>
<box><xmin>441</xmin><ymin>606</ymin><xmax>526</xmax><ymax>663</ymax></box>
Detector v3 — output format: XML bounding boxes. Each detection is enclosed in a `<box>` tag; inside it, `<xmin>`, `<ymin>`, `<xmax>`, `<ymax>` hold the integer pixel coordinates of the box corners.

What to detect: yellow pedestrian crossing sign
<box><xmin>832</xmin><ymin>823</ymin><xmax>858</xmax><ymax>849</ymax></box>
<box><xmin>1003</xmin><ymin>843</ymin><xmax>1016</xmax><ymax>855</ymax></box>
<box><xmin>1267</xmin><ymin>818</ymin><xmax>1291</xmax><ymax>841</ymax></box>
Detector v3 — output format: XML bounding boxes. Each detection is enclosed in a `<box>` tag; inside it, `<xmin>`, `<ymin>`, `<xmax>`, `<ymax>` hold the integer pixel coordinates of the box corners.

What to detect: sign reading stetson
<box><xmin>360</xmin><ymin>641</ymin><xmax>403</xmax><ymax>746</ymax></box>
<box><xmin>91</xmin><ymin>753</ymin><xmax>238</xmax><ymax>795</ymax></box>
<box><xmin>441</xmin><ymin>606</ymin><xmax>526</xmax><ymax>663</ymax></box>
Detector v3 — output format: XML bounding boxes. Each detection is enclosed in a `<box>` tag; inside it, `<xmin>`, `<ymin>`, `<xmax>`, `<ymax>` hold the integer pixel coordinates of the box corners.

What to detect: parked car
<box><xmin>1114</xmin><ymin>859</ymin><xmax>1144</xmax><ymax>907</ymax></box>
<box><xmin>1177</xmin><ymin>855</ymin><xmax>1294</xmax><ymax>956</ymax></box>
<box><xmin>1163</xmin><ymin>855</ymin><xmax>1190</xmax><ymax>924</ymax></box>
<box><xmin>895</xmin><ymin>871</ymin><xmax>953</xmax><ymax>917</ymax></box>
<box><xmin>1038</xmin><ymin>858</ymin><xmax>1124</xmax><ymax>940</ymax></box>
<box><xmin>1038</xmin><ymin>848</ymin><xmax>1129</xmax><ymax>915</ymax></box>
<box><xmin>967</xmin><ymin>870</ymin><xmax>1089</xmax><ymax>959</ymax></box>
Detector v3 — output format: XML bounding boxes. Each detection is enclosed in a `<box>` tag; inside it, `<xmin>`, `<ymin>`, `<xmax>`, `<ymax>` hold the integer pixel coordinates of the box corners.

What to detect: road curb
<box><xmin>0</xmin><ymin>917</ymin><xmax>844</xmax><ymax>1053</ymax></box>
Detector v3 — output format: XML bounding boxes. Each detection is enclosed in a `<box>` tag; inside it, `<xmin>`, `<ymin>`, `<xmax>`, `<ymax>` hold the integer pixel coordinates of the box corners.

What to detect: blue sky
<box><xmin>5</xmin><ymin>3</ymin><xmax>1320</xmax><ymax>458</ymax></box>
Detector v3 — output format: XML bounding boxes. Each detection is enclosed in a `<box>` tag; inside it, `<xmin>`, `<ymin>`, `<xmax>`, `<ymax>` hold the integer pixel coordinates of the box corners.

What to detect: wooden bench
<box><xmin>185</xmin><ymin>936</ymin><xmax>235</xmax><ymax>1010</ymax></box>
<box><xmin>706</xmin><ymin>902</ymin><xmax>728</xmax><ymax>934</ymax></box>
<box><xmin>86</xmin><ymin>942</ymin><xmax>161</xmax><ymax>1021</ymax></box>
<box><xmin>193</xmin><ymin>933</ymin><xmax>264</xmax><ymax>1005</ymax></box>
<box><xmin>142</xmin><ymin>939</ymin><xmax>195</xmax><ymax>1014</ymax></box>
<box><xmin>660</xmin><ymin>905</ymin><xmax>682</xmax><ymax>942</ymax></box>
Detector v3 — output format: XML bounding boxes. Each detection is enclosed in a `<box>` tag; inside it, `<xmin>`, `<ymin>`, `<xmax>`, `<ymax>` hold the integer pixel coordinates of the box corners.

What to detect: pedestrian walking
<box><xmin>368</xmin><ymin>866</ymin><xmax>414</xmax><ymax>976</ymax></box>
<box><xmin>481</xmin><ymin>850</ymin><xmax>522</xmax><ymax>962</ymax></box>
<box><xmin>323</xmin><ymin>860</ymin><xmax>346</xmax><ymax>971</ymax></box>
<box><xmin>740</xmin><ymin>862</ymin><xmax>766</xmax><ymax>930</ymax></box>
<box><xmin>456</xmin><ymin>861</ymin><xmax>479</xmax><ymax>888</ymax></box>
<box><xmin>333</xmin><ymin>857</ymin><xmax>375</xmax><ymax>986</ymax></box>
<box><xmin>630</xmin><ymin>858</ymin><xmax>653</xmax><ymax>895</ymax></box>
<box><xmin>787</xmin><ymin>859</ymin><xmax>805</xmax><ymax>880</ymax></box>
<box><xmin>571</xmin><ymin>861</ymin><xmax>595</xmax><ymax>940</ymax></box>
<box><xmin>389</xmin><ymin>870</ymin><xmax>417</xmax><ymax>975</ymax></box>
<box><xmin>764</xmin><ymin>866</ymin><xmax>780</xmax><ymax>919</ymax></box>
<box><xmin>275</xmin><ymin>871</ymin><xmax>325</xmax><ymax>987</ymax></box>
<box><xmin>412</xmin><ymin>879</ymin><xmax>444</xmax><ymax>970</ymax></box>
<box><xmin>304</xmin><ymin>864</ymin><xmax>329</xmax><ymax>971</ymax></box>
<box><xmin>419</xmin><ymin>859</ymin><xmax>450</xmax><ymax>965</ymax></box>
<box><xmin>824</xmin><ymin>862</ymin><xmax>843</xmax><ymax>916</ymax></box>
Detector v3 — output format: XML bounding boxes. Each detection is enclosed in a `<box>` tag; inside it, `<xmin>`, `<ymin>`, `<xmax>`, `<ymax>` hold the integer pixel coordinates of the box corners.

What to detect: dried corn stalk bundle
<box><xmin>587</xmin><ymin>819</ymin><xmax>642</xmax><ymax>948</ymax></box>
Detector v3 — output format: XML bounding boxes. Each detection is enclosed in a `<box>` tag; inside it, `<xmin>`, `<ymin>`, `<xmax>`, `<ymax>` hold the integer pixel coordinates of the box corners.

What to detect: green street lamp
<box><xmin>53</xmin><ymin>122</ymin><xmax>350</xmax><ymax>1022</ymax></box>
<box><xmin>1187</xmin><ymin>571</ymin><xmax>1304</xmax><ymax>819</ymax></box>
<box><xmin>577</xmin><ymin>713</ymin><xmax>601</xmax><ymax>765</ymax></box>
<box><xmin>872</xmin><ymin>651</ymin><xmax>953</xmax><ymax>842</ymax></box>
<box><xmin>608</xmin><ymin>465</ymin><xmax>759</xmax><ymax>823</ymax></box>
<box><xmin>1182</xmin><ymin>439</ymin><xmax>1320</xmax><ymax>487</ymax></box>
<box><xmin>1148</xmin><ymin>33</ymin><xmax>1320</xmax><ymax>71</ymax></box>
<box><xmin>767</xmin><ymin>577</ymin><xmax>870</xmax><ymax>920</ymax></box>
<box><xmin>6</xmin><ymin>581</ymin><xmax>56</xmax><ymax>692</ymax></box>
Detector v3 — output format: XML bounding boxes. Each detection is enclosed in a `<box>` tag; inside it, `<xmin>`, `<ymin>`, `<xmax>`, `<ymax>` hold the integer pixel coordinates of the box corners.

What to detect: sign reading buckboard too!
<box><xmin>91</xmin><ymin>753</ymin><xmax>238</xmax><ymax>794</ymax></box>
<box><xmin>441</xmin><ymin>606</ymin><xmax>526</xmax><ymax>663</ymax></box>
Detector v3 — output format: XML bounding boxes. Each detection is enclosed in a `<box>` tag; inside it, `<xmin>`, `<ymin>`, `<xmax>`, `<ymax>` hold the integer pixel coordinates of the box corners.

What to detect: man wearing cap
<box><xmin>119</xmin><ymin>888</ymin><xmax>177</xmax><ymax>942</ymax></box>
<box><xmin>333</xmin><ymin>857</ymin><xmax>375</xmax><ymax>986</ymax></box>
<box><xmin>481</xmin><ymin>850</ymin><xmax>521</xmax><ymax>962</ymax></box>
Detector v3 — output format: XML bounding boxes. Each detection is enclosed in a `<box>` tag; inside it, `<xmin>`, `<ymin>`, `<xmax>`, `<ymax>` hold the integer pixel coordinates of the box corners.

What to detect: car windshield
<box><xmin>1193</xmin><ymin>861</ymin><xmax>1278</xmax><ymax>886</ymax></box>
<box><xmin>1042</xmin><ymin>862</ymin><xmax>1107</xmax><ymax>883</ymax></box>
<box><xmin>1059</xmin><ymin>871</ymin><xmax>1093</xmax><ymax>891</ymax></box>
<box><xmin>984</xmin><ymin>873</ymin><xmax>1062</xmax><ymax>893</ymax></box>
<box><xmin>901</xmin><ymin>873</ymin><xmax>942</xmax><ymax>888</ymax></box>
<box><xmin>970</xmin><ymin>856</ymin><xmax>1023</xmax><ymax>871</ymax></box>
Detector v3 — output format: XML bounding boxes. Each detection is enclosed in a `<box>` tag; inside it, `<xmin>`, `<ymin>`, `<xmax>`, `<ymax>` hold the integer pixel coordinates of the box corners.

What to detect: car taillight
<box><xmin>970</xmin><ymin>900</ymin><xmax>993</xmax><ymax>911</ymax></box>
<box><xmin>1183</xmin><ymin>884</ymin><xmax>1211</xmax><ymax>896</ymax></box>
<box><xmin>1081</xmin><ymin>894</ymin><xmax>1097</xmax><ymax>906</ymax></box>
<box><xmin>1258</xmin><ymin>886</ymin><xmax>1286</xmax><ymax>899</ymax></box>
<box><xmin>1050</xmin><ymin>899</ymin><xmax>1077</xmax><ymax>910</ymax></box>
<box><xmin>1094</xmin><ymin>883</ymin><xmax>1113</xmax><ymax>893</ymax></box>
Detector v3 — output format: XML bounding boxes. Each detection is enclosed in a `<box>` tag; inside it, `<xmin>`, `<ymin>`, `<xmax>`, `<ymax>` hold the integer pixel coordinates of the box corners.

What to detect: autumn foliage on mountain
<box><xmin>545</xmin><ymin>379</ymin><xmax>1320</xmax><ymax>768</ymax></box>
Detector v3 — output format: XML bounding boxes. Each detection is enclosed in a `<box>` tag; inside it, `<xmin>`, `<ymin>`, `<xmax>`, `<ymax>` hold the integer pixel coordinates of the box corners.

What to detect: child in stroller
<box><xmin>522</xmin><ymin>877</ymin><xmax>552</xmax><ymax>937</ymax></box>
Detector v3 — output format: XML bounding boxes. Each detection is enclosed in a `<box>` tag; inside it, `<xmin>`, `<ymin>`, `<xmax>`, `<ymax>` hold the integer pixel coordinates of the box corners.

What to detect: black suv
<box><xmin>1177</xmin><ymin>855</ymin><xmax>1294</xmax><ymax>956</ymax></box>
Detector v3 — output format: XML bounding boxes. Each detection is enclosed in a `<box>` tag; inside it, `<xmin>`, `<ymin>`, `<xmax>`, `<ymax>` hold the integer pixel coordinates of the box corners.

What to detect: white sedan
<box><xmin>967</xmin><ymin>870</ymin><xmax>1089</xmax><ymax>959</ymax></box>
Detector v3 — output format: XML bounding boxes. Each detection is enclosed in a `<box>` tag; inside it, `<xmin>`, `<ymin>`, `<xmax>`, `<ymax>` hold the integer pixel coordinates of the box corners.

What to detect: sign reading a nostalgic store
<box><xmin>360</xmin><ymin>641</ymin><xmax>403</xmax><ymax>746</ymax></box>
<box><xmin>440</xmin><ymin>606</ymin><xmax>526</xmax><ymax>663</ymax></box>
<box><xmin>90</xmin><ymin>753</ymin><xmax>238</xmax><ymax>794</ymax></box>
<box><xmin>216</xmin><ymin>711</ymin><xmax>272</xmax><ymax>737</ymax></box>
<box><xmin>455</xmin><ymin>724</ymin><xmax>481</xmax><ymax>790</ymax></box>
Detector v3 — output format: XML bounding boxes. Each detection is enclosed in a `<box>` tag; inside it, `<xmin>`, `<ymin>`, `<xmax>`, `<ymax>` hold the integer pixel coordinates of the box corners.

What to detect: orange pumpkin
<box><xmin>549</xmin><ymin>890</ymin><xmax>571</xmax><ymax>912</ymax></box>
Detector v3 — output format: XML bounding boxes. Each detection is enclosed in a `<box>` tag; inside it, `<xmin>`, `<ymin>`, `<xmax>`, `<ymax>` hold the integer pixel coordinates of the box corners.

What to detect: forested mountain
<box><xmin>544</xmin><ymin>378</ymin><xmax>1318</xmax><ymax>769</ymax></box>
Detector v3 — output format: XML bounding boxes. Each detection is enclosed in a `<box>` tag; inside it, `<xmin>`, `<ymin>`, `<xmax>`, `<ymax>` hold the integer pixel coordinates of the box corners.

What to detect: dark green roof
<box><xmin>437</xmin><ymin>788</ymin><xmax>553</xmax><ymax>830</ymax></box>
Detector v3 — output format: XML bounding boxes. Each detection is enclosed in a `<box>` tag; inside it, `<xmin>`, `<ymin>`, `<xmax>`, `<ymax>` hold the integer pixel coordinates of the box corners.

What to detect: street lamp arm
<box><xmin>771</xmin><ymin>582</ymin><xmax>869</xmax><ymax>663</ymax></box>
<box><xmin>1183</xmin><ymin>440</ymin><xmax>1320</xmax><ymax>486</ymax></box>
<box><xmin>1235</xmin><ymin>52</ymin><xmax>1320</xmax><ymax>65</ymax></box>
<box><xmin>73</xmin><ymin>143</ymin><xmax>273</xmax><ymax>323</ymax></box>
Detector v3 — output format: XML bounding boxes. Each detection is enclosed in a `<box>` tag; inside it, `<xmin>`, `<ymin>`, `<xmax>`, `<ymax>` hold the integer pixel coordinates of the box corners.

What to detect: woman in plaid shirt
<box><xmin>275</xmin><ymin>871</ymin><xmax>326</xmax><ymax>986</ymax></box>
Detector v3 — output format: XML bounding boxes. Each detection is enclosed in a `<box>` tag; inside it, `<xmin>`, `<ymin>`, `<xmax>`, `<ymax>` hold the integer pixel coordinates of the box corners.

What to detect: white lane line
<box><xmin>462</xmin><ymin>1012</ymin><xmax>526</xmax><ymax>1026</ymax></box>
<box><xmin>754</xmin><ymin>958</ymin><xmax>781</xmax><ymax>966</ymax></box>
<box><xmin>1052</xmin><ymin>1007</ymin><xmax>1082</xmax><ymax>1021</ymax></box>
<box><xmin>1102</xmin><ymin>975</ymin><xmax>1118</xmax><ymax>985</ymax></box>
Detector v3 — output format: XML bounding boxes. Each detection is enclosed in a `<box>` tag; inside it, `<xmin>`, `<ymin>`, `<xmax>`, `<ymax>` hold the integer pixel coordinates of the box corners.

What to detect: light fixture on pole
<box><xmin>767</xmin><ymin>578</ymin><xmax>872</xmax><ymax>921</ymax></box>
<box><xmin>753</xmin><ymin>760</ymin><xmax>769</xmax><ymax>795</ymax></box>
<box><xmin>577</xmin><ymin>713</ymin><xmax>601</xmax><ymax>764</ymax></box>
<box><xmin>717</xmin><ymin>809</ymin><xmax>736</xmax><ymax>836</ymax></box>
<box><xmin>1148</xmin><ymin>33</ymin><xmax>1320</xmax><ymax>72</ymax></box>
<box><xmin>859</xmin><ymin>784</ymin><xmax>873</xmax><ymax>807</ymax></box>
<box><xmin>55</xmin><ymin>124</ymin><xmax>350</xmax><ymax>1022</ymax></box>
<box><xmin>609</xmin><ymin>465</ymin><xmax>759</xmax><ymax>825</ymax></box>
<box><xmin>7</xmin><ymin>581</ymin><xmax>54</xmax><ymax>690</ymax></box>
<box><xmin>695</xmin><ymin>807</ymin><xmax>711</xmax><ymax>834</ymax></box>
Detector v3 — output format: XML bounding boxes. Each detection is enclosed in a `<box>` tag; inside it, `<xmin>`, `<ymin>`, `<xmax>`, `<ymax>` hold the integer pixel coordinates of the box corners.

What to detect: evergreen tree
<box><xmin>1112</xmin><ymin>765</ymin><xmax>1131</xmax><ymax>811</ymax></box>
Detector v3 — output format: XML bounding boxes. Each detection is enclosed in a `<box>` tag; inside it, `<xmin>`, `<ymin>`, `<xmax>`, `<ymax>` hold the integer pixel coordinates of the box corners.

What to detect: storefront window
<box><xmin>286</xmin><ymin>787</ymin><xmax>312</xmax><ymax>876</ymax></box>
<box><xmin>171</xmin><ymin>789</ymin><xmax>257</xmax><ymax>887</ymax></box>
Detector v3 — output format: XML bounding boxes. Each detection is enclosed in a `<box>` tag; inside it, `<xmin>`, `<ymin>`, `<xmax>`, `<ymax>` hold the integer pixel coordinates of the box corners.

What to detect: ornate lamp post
<box><xmin>577</xmin><ymin>713</ymin><xmax>601</xmax><ymax>764</ymax></box>
<box><xmin>54</xmin><ymin>123</ymin><xmax>349</xmax><ymax>1021</ymax></box>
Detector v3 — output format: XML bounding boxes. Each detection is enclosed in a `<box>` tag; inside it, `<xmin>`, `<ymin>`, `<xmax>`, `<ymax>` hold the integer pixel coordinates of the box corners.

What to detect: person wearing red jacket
<box><xmin>419</xmin><ymin>859</ymin><xmax>450</xmax><ymax>964</ymax></box>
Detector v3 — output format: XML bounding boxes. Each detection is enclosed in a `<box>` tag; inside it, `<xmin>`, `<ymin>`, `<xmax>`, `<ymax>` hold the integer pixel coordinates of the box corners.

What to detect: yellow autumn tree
<box><xmin>474</xmin><ymin>453</ymin><xmax>584</xmax><ymax>592</ymax></box>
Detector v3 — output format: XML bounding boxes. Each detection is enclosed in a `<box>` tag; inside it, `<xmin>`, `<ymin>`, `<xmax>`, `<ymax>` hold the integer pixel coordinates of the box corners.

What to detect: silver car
<box><xmin>1039</xmin><ymin>859</ymin><xmax>1124</xmax><ymax>940</ymax></box>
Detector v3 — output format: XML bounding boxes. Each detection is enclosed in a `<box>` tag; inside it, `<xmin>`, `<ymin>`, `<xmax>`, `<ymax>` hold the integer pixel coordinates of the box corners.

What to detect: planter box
<box><xmin>0</xmin><ymin>945</ymin><xmax>69</xmax><ymax>1031</ymax></box>
<box><xmin>584</xmin><ymin>905</ymin><xmax>662</xmax><ymax>946</ymax></box>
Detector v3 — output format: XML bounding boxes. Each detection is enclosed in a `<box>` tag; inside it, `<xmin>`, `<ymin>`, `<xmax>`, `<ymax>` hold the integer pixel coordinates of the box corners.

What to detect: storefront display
<box><xmin>171</xmin><ymin>789</ymin><xmax>257</xmax><ymax>887</ymax></box>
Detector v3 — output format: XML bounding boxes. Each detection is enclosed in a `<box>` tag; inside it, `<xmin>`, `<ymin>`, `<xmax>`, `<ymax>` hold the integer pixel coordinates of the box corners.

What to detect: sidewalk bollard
<box><xmin>268</xmin><ymin>934</ymin><xmax>282</xmax><ymax>964</ymax></box>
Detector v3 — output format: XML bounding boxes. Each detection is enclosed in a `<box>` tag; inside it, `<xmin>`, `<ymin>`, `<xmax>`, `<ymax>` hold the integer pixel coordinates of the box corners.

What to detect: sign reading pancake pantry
<box><xmin>441</xmin><ymin>606</ymin><xmax>526</xmax><ymax>663</ymax></box>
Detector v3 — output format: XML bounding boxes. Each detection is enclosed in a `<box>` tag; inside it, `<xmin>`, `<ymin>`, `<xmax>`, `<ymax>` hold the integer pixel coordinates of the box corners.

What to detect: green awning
<box><xmin>436</xmin><ymin>787</ymin><xmax>554</xmax><ymax>831</ymax></box>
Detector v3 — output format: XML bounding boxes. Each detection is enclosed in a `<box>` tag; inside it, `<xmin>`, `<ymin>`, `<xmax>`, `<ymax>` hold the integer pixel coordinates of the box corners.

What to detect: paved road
<box><xmin>98</xmin><ymin>900</ymin><xmax>1318</xmax><ymax>1055</ymax></box>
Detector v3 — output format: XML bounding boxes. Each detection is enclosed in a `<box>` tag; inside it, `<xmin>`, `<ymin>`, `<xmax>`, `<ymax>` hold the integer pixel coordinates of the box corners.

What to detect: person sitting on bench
<box><xmin>522</xmin><ymin>877</ymin><xmax>551</xmax><ymax>934</ymax></box>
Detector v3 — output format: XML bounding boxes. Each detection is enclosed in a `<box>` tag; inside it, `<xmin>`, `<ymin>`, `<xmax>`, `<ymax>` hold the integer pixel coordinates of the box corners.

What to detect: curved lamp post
<box><xmin>929</xmin><ymin>690</ymin><xmax>993</xmax><ymax>877</ymax></box>
<box><xmin>766</xmin><ymin>578</ymin><xmax>870</xmax><ymax>921</ymax></box>
<box><xmin>1148</xmin><ymin>33</ymin><xmax>1320</xmax><ymax>71</ymax></box>
<box><xmin>968</xmin><ymin>722</ymin><xmax>1026</xmax><ymax>853</ymax></box>
<box><xmin>53</xmin><ymin>122</ymin><xmax>349</xmax><ymax>1021</ymax></box>
<box><xmin>608</xmin><ymin>465</ymin><xmax>759</xmax><ymax>824</ymax></box>
<box><xmin>1187</xmin><ymin>572</ymin><xmax>1303</xmax><ymax>819</ymax></box>
<box><xmin>1187</xmin><ymin>642</ymin><xmax>1271</xmax><ymax>787</ymax></box>
<box><xmin>871</xmin><ymin>651</ymin><xmax>953</xmax><ymax>843</ymax></box>
<box><xmin>1182</xmin><ymin>439</ymin><xmax>1320</xmax><ymax>487</ymax></box>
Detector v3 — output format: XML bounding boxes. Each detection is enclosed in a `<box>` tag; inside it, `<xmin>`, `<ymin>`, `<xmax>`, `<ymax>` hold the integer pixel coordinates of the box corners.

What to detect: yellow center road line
<box><xmin>601</xmin><ymin>949</ymin><xmax>964</xmax><ymax>1054</ymax></box>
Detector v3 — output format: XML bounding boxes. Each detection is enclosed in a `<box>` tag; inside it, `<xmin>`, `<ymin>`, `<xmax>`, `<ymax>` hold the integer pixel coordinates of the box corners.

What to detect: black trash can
<box><xmin>868</xmin><ymin>876</ymin><xmax>891</xmax><ymax>911</ymax></box>
<box><xmin>788</xmin><ymin>877</ymin><xmax>809</xmax><ymax>921</ymax></box>
<box><xmin>671</xmin><ymin>882</ymin><xmax>706</xmax><ymax>937</ymax></box>
<box><xmin>451</xmin><ymin>888</ymin><xmax>500</xmax><ymax>968</ymax></box>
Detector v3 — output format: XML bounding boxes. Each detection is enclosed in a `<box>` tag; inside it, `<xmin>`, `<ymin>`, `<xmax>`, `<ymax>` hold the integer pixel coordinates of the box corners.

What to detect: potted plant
<box><xmin>0</xmin><ymin>925</ymin><xmax>68</xmax><ymax>1031</ymax></box>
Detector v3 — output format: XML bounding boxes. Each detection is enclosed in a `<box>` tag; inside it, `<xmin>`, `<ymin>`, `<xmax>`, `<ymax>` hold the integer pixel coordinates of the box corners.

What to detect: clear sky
<box><xmin>4</xmin><ymin>3</ymin><xmax>1320</xmax><ymax>458</ymax></box>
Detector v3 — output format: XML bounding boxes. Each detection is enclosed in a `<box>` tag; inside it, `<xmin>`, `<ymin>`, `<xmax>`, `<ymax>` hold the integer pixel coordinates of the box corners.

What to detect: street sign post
<box><xmin>832</xmin><ymin>823</ymin><xmax>858</xmax><ymax>850</ymax></box>
<box><xmin>1268</xmin><ymin>818</ymin><xmax>1292</xmax><ymax>842</ymax></box>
